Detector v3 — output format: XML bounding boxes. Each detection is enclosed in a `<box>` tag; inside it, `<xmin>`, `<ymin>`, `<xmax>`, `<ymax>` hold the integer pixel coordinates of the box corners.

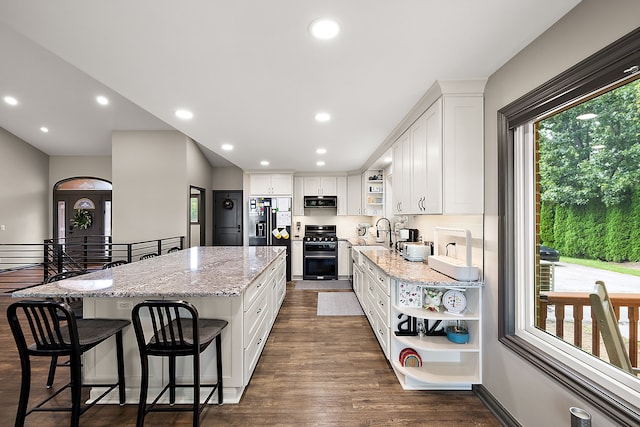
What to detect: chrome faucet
<box><xmin>375</xmin><ymin>217</ymin><xmax>393</xmax><ymax>248</ymax></box>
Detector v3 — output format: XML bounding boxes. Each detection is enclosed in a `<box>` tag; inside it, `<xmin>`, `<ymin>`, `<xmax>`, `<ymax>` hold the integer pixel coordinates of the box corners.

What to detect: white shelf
<box><xmin>392</xmin><ymin>304</ymin><xmax>480</xmax><ymax>320</ymax></box>
<box><xmin>391</xmin><ymin>358</ymin><xmax>479</xmax><ymax>389</ymax></box>
<box><xmin>394</xmin><ymin>333</ymin><xmax>479</xmax><ymax>352</ymax></box>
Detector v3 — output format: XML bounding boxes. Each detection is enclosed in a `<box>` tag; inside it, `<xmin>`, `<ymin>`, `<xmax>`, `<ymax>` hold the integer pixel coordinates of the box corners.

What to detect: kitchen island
<box><xmin>12</xmin><ymin>246</ymin><xmax>287</xmax><ymax>404</ymax></box>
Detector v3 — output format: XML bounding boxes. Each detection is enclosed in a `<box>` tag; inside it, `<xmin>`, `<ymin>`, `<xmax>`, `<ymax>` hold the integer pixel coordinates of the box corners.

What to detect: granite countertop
<box><xmin>12</xmin><ymin>246</ymin><xmax>286</xmax><ymax>299</ymax></box>
<box><xmin>353</xmin><ymin>247</ymin><xmax>483</xmax><ymax>287</ymax></box>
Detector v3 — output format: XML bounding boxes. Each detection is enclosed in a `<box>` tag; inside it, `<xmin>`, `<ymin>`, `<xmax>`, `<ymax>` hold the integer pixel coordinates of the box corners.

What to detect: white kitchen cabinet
<box><xmin>390</xmin><ymin>281</ymin><xmax>482</xmax><ymax>390</ymax></box>
<box><xmin>357</xmin><ymin>253</ymin><xmax>390</xmax><ymax>359</ymax></box>
<box><xmin>347</xmin><ymin>174</ymin><xmax>363</xmax><ymax>215</ymax></box>
<box><xmin>303</xmin><ymin>176</ymin><xmax>337</xmax><ymax>196</ymax></box>
<box><xmin>442</xmin><ymin>95</ymin><xmax>483</xmax><ymax>214</ymax></box>
<box><xmin>250</xmin><ymin>173</ymin><xmax>293</xmax><ymax>196</ymax></box>
<box><xmin>392</xmin><ymin>135</ymin><xmax>409</xmax><ymax>214</ymax></box>
<box><xmin>363</xmin><ymin>170</ymin><xmax>384</xmax><ymax>216</ymax></box>
<box><xmin>391</xmin><ymin>90</ymin><xmax>483</xmax><ymax>215</ymax></box>
<box><xmin>291</xmin><ymin>240</ymin><xmax>303</xmax><ymax>279</ymax></box>
<box><xmin>338</xmin><ymin>240</ymin><xmax>352</xmax><ymax>278</ymax></box>
<box><xmin>293</xmin><ymin>177</ymin><xmax>304</xmax><ymax>216</ymax></box>
<box><xmin>411</xmin><ymin>98</ymin><xmax>442</xmax><ymax>214</ymax></box>
<box><xmin>336</xmin><ymin>176</ymin><xmax>347</xmax><ymax>216</ymax></box>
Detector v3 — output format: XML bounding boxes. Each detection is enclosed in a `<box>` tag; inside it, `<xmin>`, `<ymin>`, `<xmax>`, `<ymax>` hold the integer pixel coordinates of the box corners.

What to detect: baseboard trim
<box><xmin>473</xmin><ymin>384</ymin><xmax>521</xmax><ymax>427</ymax></box>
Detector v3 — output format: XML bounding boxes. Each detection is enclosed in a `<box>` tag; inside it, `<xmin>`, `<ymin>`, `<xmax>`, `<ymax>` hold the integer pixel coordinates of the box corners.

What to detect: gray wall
<box><xmin>0</xmin><ymin>127</ymin><xmax>48</xmax><ymax>243</ymax></box>
<box><xmin>111</xmin><ymin>130</ymin><xmax>188</xmax><ymax>243</ymax></box>
<box><xmin>483</xmin><ymin>0</ymin><xmax>640</xmax><ymax>425</ymax></box>
<box><xmin>187</xmin><ymin>138</ymin><xmax>214</xmax><ymax>246</ymax></box>
<box><xmin>212</xmin><ymin>166</ymin><xmax>243</xmax><ymax>191</ymax></box>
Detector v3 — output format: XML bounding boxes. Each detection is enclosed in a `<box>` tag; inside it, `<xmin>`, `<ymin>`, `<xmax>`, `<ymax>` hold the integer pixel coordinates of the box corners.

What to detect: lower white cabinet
<box><xmin>338</xmin><ymin>241</ymin><xmax>352</xmax><ymax>279</ymax></box>
<box><xmin>353</xmin><ymin>250</ymin><xmax>390</xmax><ymax>359</ymax></box>
<box><xmin>291</xmin><ymin>240</ymin><xmax>303</xmax><ymax>279</ymax></box>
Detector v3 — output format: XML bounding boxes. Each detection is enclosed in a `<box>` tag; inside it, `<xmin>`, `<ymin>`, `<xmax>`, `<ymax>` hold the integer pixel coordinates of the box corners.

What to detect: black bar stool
<box><xmin>131</xmin><ymin>300</ymin><xmax>227</xmax><ymax>427</ymax></box>
<box><xmin>44</xmin><ymin>270</ymin><xmax>88</xmax><ymax>389</ymax></box>
<box><xmin>7</xmin><ymin>299</ymin><xmax>130</xmax><ymax>427</ymax></box>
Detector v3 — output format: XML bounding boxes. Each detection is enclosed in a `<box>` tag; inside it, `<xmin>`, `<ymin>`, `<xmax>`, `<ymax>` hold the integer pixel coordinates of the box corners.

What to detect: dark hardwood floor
<box><xmin>0</xmin><ymin>282</ymin><xmax>501</xmax><ymax>426</ymax></box>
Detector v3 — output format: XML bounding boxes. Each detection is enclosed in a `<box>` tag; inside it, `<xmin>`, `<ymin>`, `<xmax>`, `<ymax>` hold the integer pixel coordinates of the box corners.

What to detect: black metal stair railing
<box><xmin>0</xmin><ymin>235</ymin><xmax>185</xmax><ymax>292</ymax></box>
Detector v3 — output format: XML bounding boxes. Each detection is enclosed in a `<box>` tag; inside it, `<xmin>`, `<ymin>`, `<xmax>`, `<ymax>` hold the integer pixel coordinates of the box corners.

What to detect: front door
<box><xmin>213</xmin><ymin>190</ymin><xmax>243</xmax><ymax>246</ymax></box>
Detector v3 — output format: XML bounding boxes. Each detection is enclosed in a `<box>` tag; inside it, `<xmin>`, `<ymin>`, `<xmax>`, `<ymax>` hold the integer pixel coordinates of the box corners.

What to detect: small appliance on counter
<box><xmin>403</xmin><ymin>243</ymin><xmax>428</xmax><ymax>262</ymax></box>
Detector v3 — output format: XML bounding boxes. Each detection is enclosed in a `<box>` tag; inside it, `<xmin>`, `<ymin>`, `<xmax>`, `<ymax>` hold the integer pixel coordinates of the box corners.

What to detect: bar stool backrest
<box><xmin>7</xmin><ymin>300</ymin><xmax>79</xmax><ymax>357</ymax></box>
<box><xmin>132</xmin><ymin>300</ymin><xmax>201</xmax><ymax>356</ymax></box>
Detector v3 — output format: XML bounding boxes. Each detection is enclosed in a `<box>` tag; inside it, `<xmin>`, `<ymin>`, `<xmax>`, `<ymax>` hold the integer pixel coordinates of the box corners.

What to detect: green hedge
<box><xmin>541</xmin><ymin>188</ymin><xmax>640</xmax><ymax>262</ymax></box>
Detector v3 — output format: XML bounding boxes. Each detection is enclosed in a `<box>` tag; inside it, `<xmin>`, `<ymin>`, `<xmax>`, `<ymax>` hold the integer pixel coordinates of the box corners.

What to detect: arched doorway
<box><xmin>53</xmin><ymin>177</ymin><xmax>112</xmax><ymax>241</ymax></box>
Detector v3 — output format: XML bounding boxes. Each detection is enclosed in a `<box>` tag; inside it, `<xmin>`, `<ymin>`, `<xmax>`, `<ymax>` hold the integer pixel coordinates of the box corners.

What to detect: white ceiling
<box><xmin>0</xmin><ymin>0</ymin><xmax>581</xmax><ymax>173</ymax></box>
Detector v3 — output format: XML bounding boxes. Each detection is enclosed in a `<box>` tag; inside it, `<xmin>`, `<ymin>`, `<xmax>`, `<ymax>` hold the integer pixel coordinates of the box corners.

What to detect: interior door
<box><xmin>213</xmin><ymin>190</ymin><xmax>243</xmax><ymax>246</ymax></box>
<box><xmin>56</xmin><ymin>192</ymin><xmax>110</xmax><ymax>265</ymax></box>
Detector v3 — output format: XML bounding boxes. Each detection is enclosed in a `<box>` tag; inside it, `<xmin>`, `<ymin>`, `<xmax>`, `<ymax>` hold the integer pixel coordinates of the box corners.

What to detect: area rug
<box><xmin>295</xmin><ymin>280</ymin><xmax>352</xmax><ymax>290</ymax></box>
<box><xmin>317</xmin><ymin>292</ymin><xmax>364</xmax><ymax>316</ymax></box>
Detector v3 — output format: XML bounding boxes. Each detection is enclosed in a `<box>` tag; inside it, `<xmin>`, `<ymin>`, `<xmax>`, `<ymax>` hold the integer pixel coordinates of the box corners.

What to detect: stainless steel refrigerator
<box><xmin>248</xmin><ymin>197</ymin><xmax>292</xmax><ymax>281</ymax></box>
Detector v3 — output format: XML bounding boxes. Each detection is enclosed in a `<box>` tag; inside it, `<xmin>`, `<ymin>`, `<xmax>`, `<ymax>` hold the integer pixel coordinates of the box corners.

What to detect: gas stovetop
<box><xmin>304</xmin><ymin>225</ymin><xmax>337</xmax><ymax>242</ymax></box>
<box><xmin>303</xmin><ymin>236</ymin><xmax>337</xmax><ymax>242</ymax></box>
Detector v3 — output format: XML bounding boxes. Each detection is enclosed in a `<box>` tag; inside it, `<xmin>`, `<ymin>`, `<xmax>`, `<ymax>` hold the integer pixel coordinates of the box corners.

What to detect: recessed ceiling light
<box><xmin>577</xmin><ymin>113</ymin><xmax>598</xmax><ymax>120</ymax></box>
<box><xmin>316</xmin><ymin>148</ymin><xmax>327</xmax><ymax>154</ymax></box>
<box><xmin>316</xmin><ymin>161</ymin><xmax>325</xmax><ymax>166</ymax></box>
<box><xmin>315</xmin><ymin>112</ymin><xmax>331</xmax><ymax>122</ymax></box>
<box><xmin>309</xmin><ymin>19</ymin><xmax>340</xmax><ymax>40</ymax></box>
<box><xmin>40</xmin><ymin>127</ymin><xmax>49</xmax><ymax>133</ymax></box>
<box><xmin>221</xmin><ymin>143</ymin><xmax>234</xmax><ymax>151</ymax></box>
<box><xmin>96</xmin><ymin>95</ymin><xmax>109</xmax><ymax>106</ymax></box>
<box><xmin>175</xmin><ymin>109</ymin><xmax>194</xmax><ymax>120</ymax></box>
<box><xmin>3</xmin><ymin>96</ymin><xmax>18</xmax><ymax>106</ymax></box>
<box><xmin>260</xmin><ymin>160</ymin><xmax>270</xmax><ymax>166</ymax></box>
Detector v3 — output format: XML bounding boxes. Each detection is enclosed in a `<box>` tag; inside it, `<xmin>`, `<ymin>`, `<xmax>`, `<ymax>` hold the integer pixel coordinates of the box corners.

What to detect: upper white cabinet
<box><xmin>347</xmin><ymin>175</ymin><xmax>363</xmax><ymax>215</ymax></box>
<box><xmin>336</xmin><ymin>176</ymin><xmax>347</xmax><ymax>216</ymax></box>
<box><xmin>250</xmin><ymin>173</ymin><xmax>293</xmax><ymax>196</ymax></box>
<box><xmin>391</xmin><ymin>83</ymin><xmax>484</xmax><ymax>215</ymax></box>
<box><xmin>303</xmin><ymin>176</ymin><xmax>337</xmax><ymax>196</ymax></box>
<box><xmin>441</xmin><ymin>95</ymin><xmax>483</xmax><ymax>214</ymax></box>
<box><xmin>392</xmin><ymin>133</ymin><xmax>410</xmax><ymax>215</ymax></box>
<box><xmin>293</xmin><ymin>176</ymin><xmax>304</xmax><ymax>216</ymax></box>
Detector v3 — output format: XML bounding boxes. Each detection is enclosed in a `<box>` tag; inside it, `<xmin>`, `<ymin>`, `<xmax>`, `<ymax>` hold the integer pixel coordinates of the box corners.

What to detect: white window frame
<box><xmin>512</xmin><ymin>121</ymin><xmax>640</xmax><ymax>404</ymax></box>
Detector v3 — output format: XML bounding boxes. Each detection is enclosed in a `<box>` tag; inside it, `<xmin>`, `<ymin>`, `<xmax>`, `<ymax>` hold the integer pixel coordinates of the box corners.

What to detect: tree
<box><xmin>538</xmin><ymin>80</ymin><xmax>640</xmax><ymax>207</ymax></box>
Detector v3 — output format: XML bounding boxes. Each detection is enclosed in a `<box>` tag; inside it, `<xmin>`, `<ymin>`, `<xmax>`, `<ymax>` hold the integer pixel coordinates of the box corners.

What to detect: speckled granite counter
<box><xmin>354</xmin><ymin>247</ymin><xmax>482</xmax><ymax>286</ymax></box>
<box><xmin>13</xmin><ymin>246</ymin><xmax>285</xmax><ymax>299</ymax></box>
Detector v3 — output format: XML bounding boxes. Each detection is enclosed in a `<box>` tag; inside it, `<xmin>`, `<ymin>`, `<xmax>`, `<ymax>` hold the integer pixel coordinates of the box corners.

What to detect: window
<box><xmin>498</xmin><ymin>28</ymin><xmax>640</xmax><ymax>425</ymax></box>
<box><xmin>190</xmin><ymin>194</ymin><xmax>200</xmax><ymax>224</ymax></box>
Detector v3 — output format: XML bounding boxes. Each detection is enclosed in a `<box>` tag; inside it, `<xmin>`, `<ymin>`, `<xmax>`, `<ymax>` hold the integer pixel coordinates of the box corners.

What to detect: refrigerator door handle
<box><xmin>266</xmin><ymin>207</ymin><xmax>272</xmax><ymax>245</ymax></box>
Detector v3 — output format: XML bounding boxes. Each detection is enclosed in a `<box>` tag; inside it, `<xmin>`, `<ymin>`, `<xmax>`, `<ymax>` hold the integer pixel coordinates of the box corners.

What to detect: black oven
<box><xmin>303</xmin><ymin>225</ymin><xmax>338</xmax><ymax>280</ymax></box>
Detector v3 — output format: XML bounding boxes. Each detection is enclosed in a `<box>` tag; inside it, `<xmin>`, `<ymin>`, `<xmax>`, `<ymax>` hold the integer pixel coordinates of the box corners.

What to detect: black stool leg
<box><xmin>216</xmin><ymin>335</ymin><xmax>223</xmax><ymax>405</ymax></box>
<box><xmin>137</xmin><ymin>353</ymin><xmax>149</xmax><ymax>427</ymax></box>
<box><xmin>193</xmin><ymin>351</ymin><xmax>200</xmax><ymax>427</ymax></box>
<box><xmin>70</xmin><ymin>354</ymin><xmax>82</xmax><ymax>427</ymax></box>
<box><xmin>46</xmin><ymin>356</ymin><xmax>58</xmax><ymax>388</ymax></box>
<box><xmin>169</xmin><ymin>355</ymin><xmax>176</xmax><ymax>405</ymax></box>
<box><xmin>15</xmin><ymin>354</ymin><xmax>31</xmax><ymax>427</ymax></box>
<box><xmin>116</xmin><ymin>330</ymin><xmax>126</xmax><ymax>405</ymax></box>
